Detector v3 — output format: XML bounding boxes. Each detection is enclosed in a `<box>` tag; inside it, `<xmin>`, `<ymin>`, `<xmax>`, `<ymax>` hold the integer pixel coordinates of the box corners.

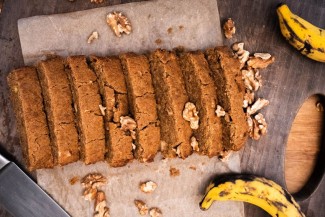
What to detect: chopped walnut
<box><xmin>247</xmin><ymin>53</ymin><xmax>275</xmax><ymax>69</ymax></box>
<box><xmin>139</xmin><ymin>181</ymin><xmax>157</xmax><ymax>193</ymax></box>
<box><xmin>134</xmin><ymin>200</ymin><xmax>149</xmax><ymax>216</ymax></box>
<box><xmin>173</xmin><ymin>145</ymin><xmax>182</xmax><ymax>158</ymax></box>
<box><xmin>316</xmin><ymin>102</ymin><xmax>324</xmax><ymax>112</ymax></box>
<box><xmin>246</xmin><ymin>98</ymin><xmax>269</xmax><ymax>115</ymax></box>
<box><xmin>99</xmin><ymin>104</ymin><xmax>106</xmax><ymax>116</ymax></box>
<box><xmin>223</xmin><ymin>18</ymin><xmax>236</xmax><ymax>39</ymax></box>
<box><xmin>132</xmin><ymin>143</ymin><xmax>136</xmax><ymax>150</ymax></box>
<box><xmin>83</xmin><ymin>187</ymin><xmax>98</xmax><ymax>201</ymax></box>
<box><xmin>88</xmin><ymin>31</ymin><xmax>99</xmax><ymax>44</ymax></box>
<box><xmin>242</xmin><ymin>68</ymin><xmax>261</xmax><ymax>91</ymax></box>
<box><xmin>232</xmin><ymin>42</ymin><xmax>250</xmax><ymax>69</ymax></box>
<box><xmin>243</xmin><ymin>90</ymin><xmax>255</xmax><ymax>108</ymax></box>
<box><xmin>190</xmin><ymin>136</ymin><xmax>199</xmax><ymax>152</ymax></box>
<box><xmin>120</xmin><ymin>116</ymin><xmax>137</xmax><ymax>139</ymax></box>
<box><xmin>249</xmin><ymin>113</ymin><xmax>267</xmax><ymax>140</ymax></box>
<box><xmin>218</xmin><ymin>150</ymin><xmax>232</xmax><ymax>162</ymax></box>
<box><xmin>149</xmin><ymin>207</ymin><xmax>162</xmax><ymax>217</ymax></box>
<box><xmin>91</xmin><ymin>0</ymin><xmax>104</xmax><ymax>3</ymax></box>
<box><xmin>106</xmin><ymin>12</ymin><xmax>132</xmax><ymax>37</ymax></box>
<box><xmin>169</xmin><ymin>167</ymin><xmax>180</xmax><ymax>177</ymax></box>
<box><xmin>215</xmin><ymin>105</ymin><xmax>226</xmax><ymax>117</ymax></box>
<box><xmin>182</xmin><ymin>102</ymin><xmax>199</xmax><ymax>130</ymax></box>
<box><xmin>81</xmin><ymin>173</ymin><xmax>107</xmax><ymax>189</ymax></box>
<box><xmin>94</xmin><ymin>191</ymin><xmax>110</xmax><ymax>217</ymax></box>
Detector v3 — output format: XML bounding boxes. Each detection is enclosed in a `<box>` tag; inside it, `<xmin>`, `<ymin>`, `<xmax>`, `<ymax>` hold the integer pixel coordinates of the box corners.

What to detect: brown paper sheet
<box><xmin>18</xmin><ymin>0</ymin><xmax>244</xmax><ymax>216</ymax></box>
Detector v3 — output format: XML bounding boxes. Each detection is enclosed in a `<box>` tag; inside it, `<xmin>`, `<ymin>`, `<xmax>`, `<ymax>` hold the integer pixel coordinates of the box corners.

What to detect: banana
<box><xmin>199</xmin><ymin>174</ymin><xmax>305</xmax><ymax>217</ymax></box>
<box><xmin>276</xmin><ymin>3</ymin><xmax>325</xmax><ymax>62</ymax></box>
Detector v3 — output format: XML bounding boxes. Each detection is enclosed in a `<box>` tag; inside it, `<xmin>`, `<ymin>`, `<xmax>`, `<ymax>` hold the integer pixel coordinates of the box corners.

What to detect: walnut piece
<box><xmin>232</xmin><ymin>42</ymin><xmax>250</xmax><ymax>69</ymax></box>
<box><xmin>120</xmin><ymin>116</ymin><xmax>137</xmax><ymax>139</ymax></box>
<box><xmin>106</xmin><ymin>12</ymin><xmax>132</xmax><ymax>37</ymax></box>
<box><xmin>173</xmin><ymin>145</ymin><xmax>182</xmax><ymax>158</ymax></box>
<box><xmin>190</xmin><ymin>136</ymin><xmax>199</xmax><ymax>152</ymax></box>
<box><xmin>83</xmin><ymin>187</ymin><xmax>98</xmax><ymax>201</ymax></box>
<box><xmin>249</xmin><ymin>113</ymin><xmax>267</xmax><ymax>140</ymax></box>
<box><xmin>81</xmin><ymin>173</ymin><xmax>107</xmax><ymax>189</ymax></box>
<box><xmin>99</xmin><ymin>104</ymin><xmax>106</xmax><ymax>116</ymax></box>
<box><xmin>215</xmin><ymin>105</ymin><xmax>226</xmax><ymax>117</ymax></box>
<box><xmin>139</xmin><ymin>181</ymin><xmax>157</xmax><ymax>193</ymax></box>
<box><xmin>246</xmin><ymin>98</ymin><xmax>269</xmax><ymax>115</ymax></box>
<box><xmin>149</xmin><ymin>207</ymin><xmax>162</xmax><ymax>217</ymax></box>
<box><xmin>169</xmin><ymin>167</ymin><xmax>180</xmax><ymax>177</ymax></box>
<box><xmin>223</xmin><ymin>18</ymin><xmax>236</xmax><ymax>39</ymax></box>
<box><xmin>243</xmin><ymin>90</ymin><xmax>255</xmax><ymax>108</ymax></box>
<box><xmin>134</xmin><ymin>200</ymin><xmax>149</xmax><ymax>216</ymax></box>
<box><xmin>242</xmin><ymin>68</ymin><xmax>261</xmax><ymax>91</ymax></box>
<box><xmin>88</xmin><ymin>31</ymin><xmax>99</xmax><ymax>44</ymax></box>
<box><xmin>91</xmin><ymin>0</ymin><xmax>104</xmax><ymax>3</ymax></box>
<box><xmin>94</xmin><ymin>191</ymin><xmax>110</xmax><ymax>217</ymax></box>
<box><xmin>247</xmin><ymin>53</ymin><xmax>275</xmax><ymax>69</ymax></box>
<box><xmin>182</xmin><ymin>102</ymin><xmax>199</xmax><ymax>130</ymax></box>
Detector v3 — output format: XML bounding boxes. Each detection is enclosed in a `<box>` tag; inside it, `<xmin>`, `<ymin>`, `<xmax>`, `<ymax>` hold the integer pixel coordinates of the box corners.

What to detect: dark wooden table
<box><xmin>0</xmin><ymin>0</ymin><xmax>324</xmax><ymax>216</ymax></box>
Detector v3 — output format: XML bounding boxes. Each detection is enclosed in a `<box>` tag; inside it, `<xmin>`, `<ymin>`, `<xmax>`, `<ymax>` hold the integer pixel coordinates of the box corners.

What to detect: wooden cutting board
<box><xmin>0</xmin><ymin>0</ymin><xmax>325</xmax><ymax>217</ymax></box>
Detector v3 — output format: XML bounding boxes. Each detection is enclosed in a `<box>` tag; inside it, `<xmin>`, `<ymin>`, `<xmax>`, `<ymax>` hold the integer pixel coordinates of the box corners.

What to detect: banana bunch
<box><xmin>277</xmin><ymin>3</ymin><xmax>325</xmax><ymax>62</ymax></box>
<box><xmin>199</xmin><ymin>174</ymin><xmax>305</xmax><ymax>217</ymax></box>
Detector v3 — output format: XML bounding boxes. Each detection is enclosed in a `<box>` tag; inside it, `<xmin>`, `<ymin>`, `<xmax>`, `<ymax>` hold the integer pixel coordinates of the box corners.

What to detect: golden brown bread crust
<box><xmin>66</xmin><ymin>56</ymin><xmax>105</xmax><ymax>164</ymax></box>
<box><xmin>7</xmin><ymin>67</ymin><xmax>54</xmax><ymax>170</ymax></box>
<box><xmin>179</xmin><ymin>52</ymin><xmax>223</xmax><ymax>157</ymax></box>
<box><xmin>120</xmin><ymin>53</ymin><xmax>160</xmax><ymax>162</ymax></box>
<box><xmin>205</xmin><ymin>46</ymin><xmax>249</xmax><ymax>151</ymax></box>
<box><xmin>38</xmin><ymin>57</ymin><xmax>80</xmax><ymax>166</ymax></box>
<box><xmin>149</xmin><ymin>49</ymin><xmax>192</xmax><ymax>159</ymax></box>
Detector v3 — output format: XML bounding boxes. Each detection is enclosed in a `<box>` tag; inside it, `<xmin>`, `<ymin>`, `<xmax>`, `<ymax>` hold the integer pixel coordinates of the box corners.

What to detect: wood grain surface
<box><xmin>0</xmin><ymin>0</ymin><xmax>324</xmax><ymax>217</ymax></box>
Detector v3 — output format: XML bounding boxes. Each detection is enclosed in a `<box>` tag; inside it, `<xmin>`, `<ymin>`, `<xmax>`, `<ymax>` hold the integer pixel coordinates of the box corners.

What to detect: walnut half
<box><xmin>106</xmin><ymin>12</ymin><xmax>132</xmax><ymax>37</ymax></box>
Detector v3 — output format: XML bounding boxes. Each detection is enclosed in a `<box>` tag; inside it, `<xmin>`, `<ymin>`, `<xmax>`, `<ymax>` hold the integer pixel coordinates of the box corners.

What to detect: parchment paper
<box><xmin>18</xmin><ymin>0</ymin><xmax>245</xmax><ymax>216</ymax></box>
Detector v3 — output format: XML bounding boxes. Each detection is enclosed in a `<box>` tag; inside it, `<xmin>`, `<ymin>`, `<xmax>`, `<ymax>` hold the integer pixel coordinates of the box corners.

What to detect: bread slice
<box><xmin>205</xmin><ymin>46</ymin><xmax>248</xmax><ymax>151</ymax></box>
<box><xmin>149</xmin><ymin>49</ymin><xmax>192</xmax><ymax>159</ymax></box>
<box><xmin>90</xmin><ymin>56</ymin><xmax>133</xmax><ymax>167</ymax></box>
<box><xmin>66</xmin><ymin>56</ymin><xmax>105</xmax><ymax>164</ymax></box>
<box><xmin>179</xmin><ymin>51</ymin><xmax>223</xmax><ymax>157</ymax></box>
<box><xmin>7</xmin><ymin>67</ymin><xmax>54</xmax><ymax>170</ymax></box>
<box><xmin>38</xmin><ymin>57</ymin><xmax>79</xmax><ymax>166</ymax></box>
<box><xmin>120</xmin><ymin>53</ymin><xmax>160</xmax><ymax>162</ymax></box>
<box><xmin>90</xmin><ymin>56</ymin><xmax>129</xmax><ymax>123</ymax></box>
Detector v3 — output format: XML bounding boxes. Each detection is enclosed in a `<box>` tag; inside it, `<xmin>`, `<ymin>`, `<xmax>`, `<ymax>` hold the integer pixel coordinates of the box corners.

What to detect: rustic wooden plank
<box><xmin>0</xmin><ymin>0</ymin><xmax>324</xmax><ymax>217</ymax></box>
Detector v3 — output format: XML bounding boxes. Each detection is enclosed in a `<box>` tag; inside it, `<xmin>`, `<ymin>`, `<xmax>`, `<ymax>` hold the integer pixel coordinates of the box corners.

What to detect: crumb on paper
<box><xmin>120</xmin><ymin>116</ymin><xmax>137</xmax><ymax>139</ymax></box>
<box><xmin>69</xmin><ymin>176</ymin><xmax>80</xmax><ymax>185</ymax></box>
<box><xmin>167</xmin><ymin>27</ymin><xmax>173</xmax><ymax>34</ymax></box>
<box><xmin>182</xmin><ymin>102</ymin><xmax>199</xmax><ymax>129</ymax></box>
<box><xmin>149</xmin><ymin>207</ymin><xmax>162</xmax><ymax>217</ymax></box>
<box><xmin>190</xmin><ymin>136</ymin><xmax>199</xmax><ymax>152</ymax></box>
<box><xmin>155</xmin><ymin>39</ymin><xmax>162</xmax><ymax>45</ymax></box>
<box><xmin>218</xmin><ymin>150</ymin><xmax>232</xmax><ymax>162</ymax></box>
<box><xmin>139</xmin><ymin>181</ymin><xmax>157</xmax><ymax>193</ymax></box>
<box><xmin>247</xmin><ymin>53</ymin><xmax>275</xmax><ymax>69</ymax></box>
<box><xmin>134</xmin><ymin>200</ymin><xmax>149</xmax><ymax>216</ymax></box>
<box><xmin>215</xmin><ymin>105</ymin><xmax>226</xmax><ymax>117</ymax></box>
<box><xmin>94</xmin><ymin>191</ymin><xmax>110</xmax><ymax>217</ymax></box>
<box><xmin>169</xmin><ymin>167</ymin><xmax>180</xmax><ymax>177</ymax></box>
<box><xmin>223</xmin><ymin>18</ymin><xmax>236</xmax><ymax>39</ymax></box>
<box><xmin>91</xmin><ymin>0</ymin><xmax>104</xmax><ymax>3</ymax></box>
<box><xmin>179</xmin><ymin>25</ymin><xmax>184</xmax><ymax>30</ymax></box>
<box><xmin>99</xmin><ymin>104</ymin><xmax>106</xmax><ymax>116</ymax></box>
<box><xmin>189</xmin><ymin>166</ymin><xmax>196</xmax><ymax>170</ymax></box>
<box><xmin>106</xmin><ymin>12</ymin><xmax>132</xmax><ymax>37</ymax></box>
<box><xmin>88</xmin><ymin>31</ymin><xmax>99</xmax><ymax>44</ymax></box>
